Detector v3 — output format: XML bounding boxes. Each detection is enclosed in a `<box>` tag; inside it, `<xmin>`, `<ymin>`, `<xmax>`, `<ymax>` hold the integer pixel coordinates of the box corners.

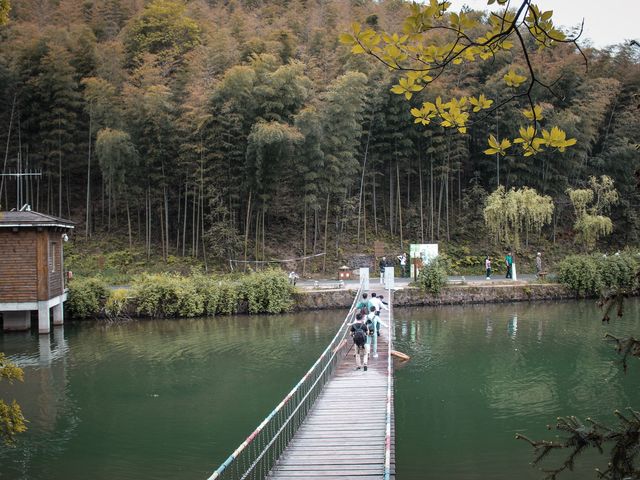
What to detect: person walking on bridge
<box><xmin>369</xmin><ymin>292</ymin><xmax>388</xmax><ymax>336</ymax></box>
<box><xmin>352</xmin><ymin>292</ymin><xmax>369</xmax><ymax>316</ymax></box>
<box><xmin>350</xmin><ymin>313</ymin><xmax>369</xmax><ymax>371</ymax></box>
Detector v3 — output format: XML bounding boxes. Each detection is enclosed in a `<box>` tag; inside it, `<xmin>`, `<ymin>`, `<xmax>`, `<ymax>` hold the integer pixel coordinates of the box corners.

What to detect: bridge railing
<box><xmin>383</xmin><ymin>289</ymin><xmax>394</xmax><ymax>480</ymax></box>
<box><xmin>207</xmin><ymin>286</ymin><xmax>363</xmax><ymax>480</ymax></box>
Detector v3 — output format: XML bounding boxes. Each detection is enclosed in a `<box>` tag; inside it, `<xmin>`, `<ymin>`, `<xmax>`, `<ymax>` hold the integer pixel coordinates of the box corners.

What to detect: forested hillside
<box><xmin>0</xmin><ymin>0</ymin><xmax>638</xmax><ymax>271</ymax></box>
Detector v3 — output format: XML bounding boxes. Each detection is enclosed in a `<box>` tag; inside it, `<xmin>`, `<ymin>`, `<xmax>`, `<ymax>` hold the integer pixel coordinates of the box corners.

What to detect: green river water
<box><xmin>0</xmin><ymin>299</ymin><xmax>638</xmax><ymax>480</ymax></box>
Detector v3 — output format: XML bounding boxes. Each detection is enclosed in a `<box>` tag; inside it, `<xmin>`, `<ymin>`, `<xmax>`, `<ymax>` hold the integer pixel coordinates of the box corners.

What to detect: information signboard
<box><xmin>409</xmin><ymin>243</ymin><xmax>439</xmax><ymax>279</ymax></box>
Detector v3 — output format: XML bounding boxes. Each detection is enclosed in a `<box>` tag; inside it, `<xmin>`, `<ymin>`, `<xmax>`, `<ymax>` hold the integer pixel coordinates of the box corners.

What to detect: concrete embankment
<box><xmin>293</xmin><ymin>283</ymin><xmax>575</xmax><ymax>311</ymax></box>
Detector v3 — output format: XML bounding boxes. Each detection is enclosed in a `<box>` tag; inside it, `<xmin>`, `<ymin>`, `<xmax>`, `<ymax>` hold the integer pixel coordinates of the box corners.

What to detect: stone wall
<box><xmin>293</xmin><ymin>283</ymin><xmax>575</xmax><ymax>311</ymax></box>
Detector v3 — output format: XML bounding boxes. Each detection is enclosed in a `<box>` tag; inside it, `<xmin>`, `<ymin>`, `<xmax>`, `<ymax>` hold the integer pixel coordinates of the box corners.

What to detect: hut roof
<box><xmin>0</xmin><ymin>211</ymin><xmax>75</xmax><ymax>229</ymax></box>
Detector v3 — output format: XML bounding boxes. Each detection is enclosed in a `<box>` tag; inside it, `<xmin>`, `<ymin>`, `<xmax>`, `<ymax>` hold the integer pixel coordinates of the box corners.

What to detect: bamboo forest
<box><xmin>0</xmin><ymin>0</ymin><xmax>637</xmax><ymax>269</ymax></box>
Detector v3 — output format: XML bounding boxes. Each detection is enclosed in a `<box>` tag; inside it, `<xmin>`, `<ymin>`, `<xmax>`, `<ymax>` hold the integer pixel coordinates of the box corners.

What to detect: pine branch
<box><xmin>517</xmin><ymin>410</ymin><xmax>640</xmax><ymax>480</ymax></box>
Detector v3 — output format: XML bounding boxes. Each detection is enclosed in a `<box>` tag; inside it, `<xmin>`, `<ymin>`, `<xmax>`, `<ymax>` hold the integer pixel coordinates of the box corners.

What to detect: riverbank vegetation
<box><xmin>557</xmin><ymin>252</ymin><xmax>639</xmax><ymax>296</ymax></box>
<box><xmin>416</xmin><ymin>255</ymin><xmax>450</xmax><ymax>295</ymax></box>
<box><xmin>67</xmin><ymin>269</ymin><xmax>295</xmax><ymax>319</ymax></box>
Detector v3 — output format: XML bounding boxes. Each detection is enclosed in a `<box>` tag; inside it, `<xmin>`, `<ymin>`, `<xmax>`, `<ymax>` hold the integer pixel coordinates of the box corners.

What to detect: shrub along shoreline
<box><xmin>66</xmin><ymin>253</ymin><xmax>639</xmax><ymax>320</ymax></box>
<box><xmin>67</xmin><ymin>270</ymin><xmax>295</xmax><ymax>320</ymax></box>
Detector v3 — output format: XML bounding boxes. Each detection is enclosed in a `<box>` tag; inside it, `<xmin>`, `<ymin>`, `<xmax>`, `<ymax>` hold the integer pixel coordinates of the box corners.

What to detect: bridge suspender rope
<box><xmin>206</xmin><ymin>287</ymin><xmax>363</xmax><ymax>480</ymax></box>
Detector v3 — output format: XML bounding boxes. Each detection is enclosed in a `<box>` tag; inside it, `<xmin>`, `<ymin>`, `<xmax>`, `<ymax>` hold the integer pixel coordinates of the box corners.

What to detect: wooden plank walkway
<box><xmin>269</xmin><ymin>308</ymin><xmax>395</xmax><ymax>479</ymax></box>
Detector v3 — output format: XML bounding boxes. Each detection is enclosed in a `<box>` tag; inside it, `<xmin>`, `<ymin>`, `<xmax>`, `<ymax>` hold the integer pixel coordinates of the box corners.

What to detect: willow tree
<box><xmin>483</xmin><ymin>185</ymin><xmax>553</xmax><ymax>250</ymax></box>
<box><xmin>340</xmin><ymin>0</ymin><xmax>578</xmax><ymax>157</ymax></box>
<box><xmin>567</xmin><ymin>175</ymin><xmax>618</xmax><ymax>251</ymax></box>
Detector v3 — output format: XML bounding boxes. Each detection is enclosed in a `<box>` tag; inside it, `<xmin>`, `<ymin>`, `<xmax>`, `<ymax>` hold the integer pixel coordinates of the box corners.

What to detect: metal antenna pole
<box><xmin>0</xmin><ymin>170</ymin><xmax>42</xmax><ymax>210</ymax></box>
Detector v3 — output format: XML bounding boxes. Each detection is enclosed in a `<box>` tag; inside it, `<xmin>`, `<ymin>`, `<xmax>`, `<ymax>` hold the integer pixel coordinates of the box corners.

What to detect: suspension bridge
<box><xmin>207</xmin><ymin>287</ymin><xmax>396</xmax><ymax>480</ymax></box>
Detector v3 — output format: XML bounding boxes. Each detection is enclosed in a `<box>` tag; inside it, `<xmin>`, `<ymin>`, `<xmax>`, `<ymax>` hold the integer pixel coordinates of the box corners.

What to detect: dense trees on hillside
<box><xmin>0</xmin><ymin>0</ymin><xmax>638</xmax><ymax>268</ymax></box>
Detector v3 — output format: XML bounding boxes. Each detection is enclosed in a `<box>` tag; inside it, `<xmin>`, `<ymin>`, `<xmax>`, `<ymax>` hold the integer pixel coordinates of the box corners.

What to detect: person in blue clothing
<box><xmin>352</xmin><ymin>292</ymin><xmax>369</xmax><ymax>316</ymax></box>
<box><xmin>505</xmin><ymin>250</ymin><xmax>513</xmax><ymax>279</ymax></box>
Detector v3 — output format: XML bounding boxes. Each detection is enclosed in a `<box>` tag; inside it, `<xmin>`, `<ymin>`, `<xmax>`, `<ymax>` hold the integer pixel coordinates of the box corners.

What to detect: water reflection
<box><xmin>485</xmin><ymin>317</ymin><xmax>493</xmax><ymax>338</ymax></box>
<box><xmin>393</xmin><ymin>300</ymin><xmax>640</xmax><ymax>480</ymax></box>
<box><xmin>0</xmin><ymin>312</ymin><xmax>344</xmax><ymax>480</ymax></box>
<box><xmin>508</xmin><ymin>314</ymin><xmax>518</xmax><ymax>339</ymax></box>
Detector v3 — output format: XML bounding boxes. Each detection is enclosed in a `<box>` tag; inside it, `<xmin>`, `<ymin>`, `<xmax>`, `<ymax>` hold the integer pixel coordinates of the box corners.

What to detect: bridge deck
<box><xmin>269</xmin><ymin>308</ymin><xmax>395</xmax><ymax>479</ymax></box>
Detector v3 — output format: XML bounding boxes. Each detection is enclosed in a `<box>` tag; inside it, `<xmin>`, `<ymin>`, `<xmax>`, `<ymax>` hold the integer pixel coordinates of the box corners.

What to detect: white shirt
<box><xmin>370</xmin><ymin>297</ymin><xmax>388</xmax><ymax>312</ymax></box>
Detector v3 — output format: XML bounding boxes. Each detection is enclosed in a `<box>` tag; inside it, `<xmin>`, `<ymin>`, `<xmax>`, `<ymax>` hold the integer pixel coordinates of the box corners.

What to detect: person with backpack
<box><xmin>352</xmin><ymin>292</ymin><xmax>369</xmax><ymax>317</ymax></box>
<box><xmin>366</xmin><ymin>304</ymin><xmax>384</xmax><ymax>336</ymax></box>
<box><xmin>368</xmin><ymin>293</ymin><xmax>388</xmax><ymax>336</ymax></box>
<box><xmin>350</xmin><ymin>313</ymin><xmax>369</xmax><ymax>371</ymax></box>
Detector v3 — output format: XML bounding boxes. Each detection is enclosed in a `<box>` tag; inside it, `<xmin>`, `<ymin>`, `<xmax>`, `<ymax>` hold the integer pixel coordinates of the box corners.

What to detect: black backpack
<box><xmin>353</xmin><ymin>323</ymin><xmax>367</xmax><ymax>347</ymax></box>
<box><xmin>365</xmin><ymin>318</ymin><xmax>376</xmax><ymax>334</ymax></box>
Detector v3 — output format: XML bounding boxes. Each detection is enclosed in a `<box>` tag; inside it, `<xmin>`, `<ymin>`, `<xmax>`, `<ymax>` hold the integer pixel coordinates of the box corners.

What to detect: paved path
<box><xmin>296</xmin><ymin>274</ymin><xmax>540</xmax><ymax>290</ymax></box>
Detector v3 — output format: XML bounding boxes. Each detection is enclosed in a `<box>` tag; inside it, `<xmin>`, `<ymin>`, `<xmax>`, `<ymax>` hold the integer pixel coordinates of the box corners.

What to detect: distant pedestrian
<box><xmin>535</xmin><ymin>252</ymin><xmax>542</xmax><ymax>277</ymax></box>
<box><xmin>485</xmin><ymin>256</ymin><xmax>492</xmax><ymax>280</ymax></box>
<box><xmin>288</xmin><ymin>271</ymin><xmax>298</xmax><ymax>285</ymax></box>
<box><xmin>505</xmin><ymin>251</ymin><xmax>513</xmax><ymax>279</ymax></box>
<box><xmin>397</xmin><ymin>252</ymin><xmax>407</xmax><ymax>277</ymax></box>
<box><xmin>379</xmin><ymin>256</ymin><xmax>388</xmax><ymax>284</ymax></box>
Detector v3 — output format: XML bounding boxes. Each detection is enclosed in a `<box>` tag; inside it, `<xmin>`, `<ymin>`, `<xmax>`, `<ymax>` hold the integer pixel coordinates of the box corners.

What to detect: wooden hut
<box><xmin>0</xmin><ymin>209</ymin><xmax>74</xmax><ymax>333</ymax></box>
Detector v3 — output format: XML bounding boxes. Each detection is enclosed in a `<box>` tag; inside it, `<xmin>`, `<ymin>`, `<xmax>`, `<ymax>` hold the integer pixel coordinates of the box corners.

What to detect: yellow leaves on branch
<box><xmin>542</xmin><ymin>126</ymin><xmax>577</xmax><ymax>151</ymax></box>
<box><xmin>440</xmin><ymin>106</ymin><xmax>469</xmax><ymax>133</ymax></box>
<box><xmin>341</xmin><ymin>1</ymin><xmax>579</xmax><ymax>157</ymax></box>
<box><xmin>409</xmin><ymin>94</ymin><xmax>492</xmax><ymax>132</ymax></box>
<box><xmin>341</xmin><ymin>1</ymin><xmax>515</xmax><ymax>70</ymax></box>
<box><xmin>525</xmin><ymin>5</ymin><xmax>566</xmax><ymax>47</ymax></box>
<box><xmin>411</xmin><ymin>102</ymin><xmax>437</xmax><ymax>126</ymax></box>
<box><xmin>503</xmin><ymin>69</ymin><xmax>527</xmax><ymax>87</ymax></box>
<box><xmin>509</xmin><ymin>125</ymin><xmax>576</xmax><ymax>156</ymax></box>
<box><xmin>390</xmin><ymin>77</ymin><xmax>422</xmax><ymax>100</ymax></box>
<box><xmin>470</xmin><ymin>94</ymin><xmax>493</xmax><ymax>112</ymax></box>
<box><xmin>483</xmin><ymin>124</ymin><xmax>577</xmax><ymax>158</ymax></box>
<box><xmin>522</xmin><ymin>104</ymin><xmax>544</xmax><ymax>121</ymax></box>
<box><xmin>513</xmin><ymin>125</ymin><xmax>545</xmax><ymax>156</ymax></box>
<box><xmin>484</xmin><ymin>135</ymin><xmax>511</xmax><ymax>156</ymax></box>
